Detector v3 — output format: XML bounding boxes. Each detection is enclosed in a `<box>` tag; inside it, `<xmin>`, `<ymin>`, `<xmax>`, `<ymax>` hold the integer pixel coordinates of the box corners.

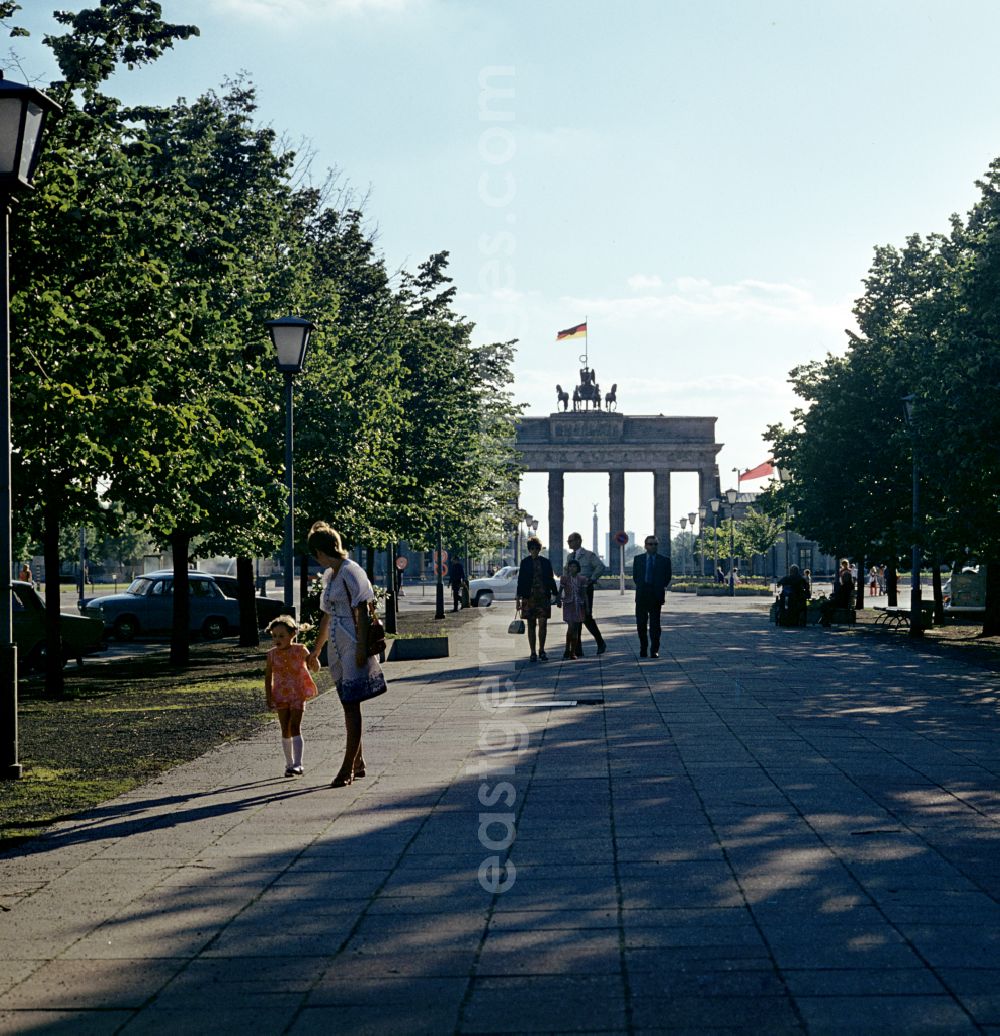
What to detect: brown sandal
<box><xmin>330</xmin><ymin>770</ymin><xmax>353</xmax><ymax>787</ymax></box>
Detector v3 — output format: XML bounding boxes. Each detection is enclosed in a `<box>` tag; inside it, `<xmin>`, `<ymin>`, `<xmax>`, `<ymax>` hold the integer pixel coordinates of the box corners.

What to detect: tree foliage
<box><xmin>767</xmin><ymin>157</ymin><xmax>1000</xmax><ymax>631</ymax></box>
<box><xmin>8</xmin><ymin>2</ymin><xmax>522</xmax><ymax>676</ymax></box>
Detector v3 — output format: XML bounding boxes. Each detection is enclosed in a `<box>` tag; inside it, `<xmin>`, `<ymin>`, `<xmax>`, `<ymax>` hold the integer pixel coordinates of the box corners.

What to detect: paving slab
<box><xmin>2</xmin><ymin>593</ymin><xmax>1000</xmax><ymax>1032</ymax></box>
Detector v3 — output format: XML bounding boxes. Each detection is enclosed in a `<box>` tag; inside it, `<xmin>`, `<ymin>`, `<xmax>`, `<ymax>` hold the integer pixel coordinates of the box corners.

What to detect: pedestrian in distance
<box><xmin>868</xmin><ymin>565</ymin><xmax>879</xmax><ymax>596</ymax></box>
<box><xmin>566</xmin><ymin>531</ymin><xmax>607</xmax><ymax>655</ymax></box>
<box><xmin>265</xmin><ymin>615</ymin><xmax>319</xmax><ymax>777</ymax></box>
<box><xmin>559</xmin><ymin>558</ymin><xmax>588</xmax><ymax>659</ymax></box>
<box><xmin>516</xmin><ymin>537</ymin><xmax>559</xmax><ymax>662</ymax></box>
<box><xmin>449</xmin><ymin>557</ymin><xmax>467</xmax><ymax>612</ymax></box>
<box><xmin>307</xmin><ymin>521</ymin><xmax>389</xmax><ymax>787</ymax></box>
<box><xmin>633</xmin><ymin>534</ymin><xmax>672</xmax><ymax>658</ymax></box>
<box><xmin>18</xmin><ymin>561</ymin><xmax>32</xmax><ymax>585</ymax></box>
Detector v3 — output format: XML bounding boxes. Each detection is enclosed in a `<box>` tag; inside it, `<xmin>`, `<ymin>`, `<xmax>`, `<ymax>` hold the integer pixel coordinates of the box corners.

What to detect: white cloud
<box><xmin>627</xmin><ymin>273</ymin><xmax>663</xmax><ymax>291</ymax></box>
<box><xmin>565</xmin><ymin>276</ymin><xmax>851</xmax><ymax>329</ymax></box>
<box><xmin>211</xmin><ymin>0</ymin><xmax>417</xmax><ymax>22</ymax></box>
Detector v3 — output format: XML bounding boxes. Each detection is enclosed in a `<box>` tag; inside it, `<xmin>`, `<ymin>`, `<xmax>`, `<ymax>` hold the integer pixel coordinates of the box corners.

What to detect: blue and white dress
<box><xmin>319</xmin><ymin>559</ymin><xmax>388</xmax><ymax>704</ymax></box>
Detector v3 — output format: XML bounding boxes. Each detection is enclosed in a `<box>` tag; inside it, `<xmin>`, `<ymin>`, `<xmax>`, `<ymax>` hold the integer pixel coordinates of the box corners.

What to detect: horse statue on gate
<box><xmin>572</xmin><ymin>366</ymin><xmax>602</xmax><ymax>411</ymax></box>
<box><xmin>604</xmin><ymin>383</ymin><xmax>618</xmax><ymax>411</ymax></box>
<box><xmin>556</xmin><ymin>384</ymin><xmax>569</xmax><ymax>412</ymax></box>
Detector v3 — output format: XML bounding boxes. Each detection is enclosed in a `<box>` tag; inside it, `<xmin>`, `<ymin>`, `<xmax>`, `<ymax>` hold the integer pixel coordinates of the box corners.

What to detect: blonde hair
<box><xmin>308</xmin><ymin>521</ymin><xmax>348</xmax><ymax>559</ymax></box>
<box><xmin>267</xmin><ymin>614</ymin><xmax>301</xmax><ymax>636</ymax></box>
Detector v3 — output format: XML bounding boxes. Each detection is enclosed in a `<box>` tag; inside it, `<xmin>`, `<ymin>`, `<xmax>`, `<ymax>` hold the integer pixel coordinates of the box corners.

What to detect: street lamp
<box><xmin>687</xmin><ymin>511</ymin><xmax>697</xmax><ymax>578</ymax></box>
<box><xmin>679</xmin><ymin>517</ymin><xmax>688</xmax><ymax>577</ymax></box>
<box><xmin>709</xmin><ymin>497</ymin><xmax>721</xmax><ymax>584</ymax></box>
<box><xmin>1</xmin><ymin>72</ymin><xmax>61</xmax><ymax>780</ymax></box>
<box><xmin>265</xmin><ymin>315</ymin><xmax>314</xmax><ymax>614</ymax></box>
<box><xmin>725</xmin><ymin>487</ymin><xmax>739</xmax><ymax>596</ymax></box>
<box><xmin>698</xmin><ymin>505</ymin><xmax>707</xmax><ymax>578</ymax></box>
<box><xmin>902</xmin><ymin>394</ymin><xmax>922</xmax><ymax>637</ymax></box>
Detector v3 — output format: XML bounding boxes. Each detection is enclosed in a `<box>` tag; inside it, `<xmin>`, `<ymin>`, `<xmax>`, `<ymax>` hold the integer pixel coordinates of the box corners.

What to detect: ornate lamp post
<box><xmin>902</xmin><ymin>395</ymin><xmax>922</xmax><ymax>637</ymax></box>
<box><xmin>265</xmin><ymin>315</ymin><xmax>314</xmax><ymax>614</ymax></box>
<box><xmin>1</xmin><ymin>72</ymin><xmax>61</xmax><ymax>780</ymax></box>
<box><xmin>698</xmin><ymin>505</ymin><xmax>707</xmax><ymax>578</ymax></box>
<box><xmin>725</xmin><ymin>487</ymin><xmax>739</xmax><ymax>596</ymax></box>
<box><xmin>709</xmin><ymin>498</ymin><xmax>721</xmax><ymax>584</ymax></box>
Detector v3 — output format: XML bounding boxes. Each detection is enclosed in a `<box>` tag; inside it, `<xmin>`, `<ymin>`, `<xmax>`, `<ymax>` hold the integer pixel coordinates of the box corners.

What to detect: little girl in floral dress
<box><xmin>265</xmin><ymin>616</ymin><xmax>320</xmax><ymax>777</ymax></box>
<box><xmin>559</xmin><ymin>559</ymin><xmax>589</xmax><ymax>660</ymax></box>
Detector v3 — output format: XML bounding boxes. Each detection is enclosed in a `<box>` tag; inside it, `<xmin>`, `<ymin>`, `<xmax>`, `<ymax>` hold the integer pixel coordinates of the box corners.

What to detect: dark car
<box><xmin>83</xmin><ymin>570</ymin><xmax>240</xmax><ymax>641</ymax></box>
<box><xmin>12</xmin><ymin>580</ymin><xmax>106</xmax><ymax>671</ymax></box>
<box><xmin>210</xmin><ymin>574</ymin><xmax>286</xmax><ymax>628</ymax></box>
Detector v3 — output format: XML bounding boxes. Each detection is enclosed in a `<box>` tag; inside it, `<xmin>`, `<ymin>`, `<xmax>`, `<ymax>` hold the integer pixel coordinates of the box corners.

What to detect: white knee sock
<box><xmin>292</xmin><ymin>735</ymin><xmax>303</xmax><ymax>767</ymax></box>
<box><xmin>282</xmin><ymin>738</ymin><xmax>293</xmax><ymax>766</ymax></box>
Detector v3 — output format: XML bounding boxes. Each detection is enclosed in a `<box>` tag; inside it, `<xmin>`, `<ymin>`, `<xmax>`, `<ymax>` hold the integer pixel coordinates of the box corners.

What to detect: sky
<box><xmin>10</xmin><ymin>0</ymin><xmax>1000</xmax><ymax>557</ymax></box>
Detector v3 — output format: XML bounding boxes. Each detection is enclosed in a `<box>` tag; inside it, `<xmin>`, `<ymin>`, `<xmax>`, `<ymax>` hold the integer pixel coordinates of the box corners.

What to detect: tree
<box><xmin>9</xmin><ymin>1</ymin><xmax>201</xmax><ymax>691</ymax></box>
<box><xmin>739</xmin><ymin>507</ymin><xmax>783</xmax><ymax>577</ymax></box>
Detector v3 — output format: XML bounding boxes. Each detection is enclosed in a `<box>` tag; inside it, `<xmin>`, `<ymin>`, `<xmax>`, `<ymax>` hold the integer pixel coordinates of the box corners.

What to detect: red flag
<box><xmin>739</xmin><ymin>460</ymin><xmax>774</xmax><ymax>481</ymax></box>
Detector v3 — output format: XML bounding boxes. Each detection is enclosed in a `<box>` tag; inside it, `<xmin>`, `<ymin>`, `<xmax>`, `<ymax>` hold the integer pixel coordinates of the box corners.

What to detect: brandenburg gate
<box><xmin>515</xmin><ymin>409</ymin><xmax>722</xmax><ymax>574</ymax></box>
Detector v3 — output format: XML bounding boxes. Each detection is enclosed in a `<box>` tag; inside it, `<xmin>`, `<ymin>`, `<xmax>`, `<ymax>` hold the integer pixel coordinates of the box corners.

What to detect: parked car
<box><xmin>12</xmin><ymin>580</ymin><xmax>106</xmax><ymax>671</ymax></box>
<box><xmin>83</xmin><ymin>570</ymin><xmax>240</xmax><ymax>640</ymax></box>
<box><xmin>210</xmin><ymin>574</ymin><xmax>286</xmax><ymax>629</ymax></box>
<box><xmin>468</xmin><ymin>566</ymin><xmax>519</xmax><ymax>607</ymax></box>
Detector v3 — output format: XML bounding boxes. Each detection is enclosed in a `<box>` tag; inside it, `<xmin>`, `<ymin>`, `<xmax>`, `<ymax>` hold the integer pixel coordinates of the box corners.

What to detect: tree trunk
<box><xmin>887</xmin><ymin>562</ymin><xmax>898</xmax><ymax>607</ymax></box>
<box><xmin>237</xmin><ymin>555</ymin><xmax>259</xmax><ymax>647</ymax></box>
<box><xmin>982</xmin><ymin>562</ymin><xmax>1000</xmax><ymax>636</ymax></box>
<box><xmin>855</xmin><ymin>556</ymin><xmax>865</xmax><ymax>610</ymax></box>
<box><xmin>170</xmin><ymin>534</ymin><xmax>191</xmax><ymax>666</ymax></box>
<box><xmin>42</xmin><ymin>498</ymin><xmax>65</xmax><ymax>697</ymax></box>
<box><xmin>365</xmin><ymin>547</ymin><xmax>375</xmax><ymax>582</ymax></box>
<box><xmin>931</xmin><ymin>555</ymin><xmax>944</xmax><ymax>627</ymax></box>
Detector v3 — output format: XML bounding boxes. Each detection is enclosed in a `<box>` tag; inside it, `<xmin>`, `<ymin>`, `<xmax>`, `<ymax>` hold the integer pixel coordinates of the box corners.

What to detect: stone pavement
<box><xmin>2</xmin><ymin>593</ymin><xmax>1000</xmax><ymax>1034</ymax></box>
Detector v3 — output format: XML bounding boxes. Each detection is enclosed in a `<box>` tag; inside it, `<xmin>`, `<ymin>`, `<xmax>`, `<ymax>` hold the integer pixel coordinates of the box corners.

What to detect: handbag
<box><xmin>353</xmin><ymin>600</ymin><xmax>387</xmax><ymax>657</ymax></box>
<box><xmin>508</xmin><ymin>605</ymin><xmax>525</xmax><ymax>635</ymax></box>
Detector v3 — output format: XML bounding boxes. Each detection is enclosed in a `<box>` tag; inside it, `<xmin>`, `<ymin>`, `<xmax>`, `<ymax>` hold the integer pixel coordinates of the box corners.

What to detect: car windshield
<box><xmin>126</xmin><ymin>578</ymin><xmax>155</xmax><ymax>596</ymax></box>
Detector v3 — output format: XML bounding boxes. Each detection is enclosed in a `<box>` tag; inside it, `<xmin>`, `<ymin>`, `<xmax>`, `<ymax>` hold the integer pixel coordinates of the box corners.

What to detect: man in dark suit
<box><xmin>632</xmin><ymin>534</ymin><xmax>672</xmax><ymax>658</ymax></box>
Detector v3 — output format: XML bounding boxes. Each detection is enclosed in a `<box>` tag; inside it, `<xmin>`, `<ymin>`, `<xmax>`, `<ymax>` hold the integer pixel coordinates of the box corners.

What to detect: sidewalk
<box><xmin>2</xmin><ymin>593</ymin><xmax>999</xmax><ymax>1034</ymax></box>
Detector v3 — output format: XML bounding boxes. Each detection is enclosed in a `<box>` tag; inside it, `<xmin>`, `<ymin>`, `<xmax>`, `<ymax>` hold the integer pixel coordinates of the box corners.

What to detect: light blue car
<box><xmin>84</xmin><ymin>570</ymin><xmax>241</xmax><ymax>641</ymax></box>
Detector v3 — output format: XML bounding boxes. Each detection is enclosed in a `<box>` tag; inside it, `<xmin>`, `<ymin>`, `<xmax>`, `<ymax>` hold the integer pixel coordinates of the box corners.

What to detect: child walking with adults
<box><xmin>565</xmin><ymin>531</ymin><xmax>607</xmax><ymax>655</ymax></box>
<box><xmin>307</xmin><ymin>521</ymin><xmax>388</xmax><ymax>788</ymax></box>
<box><xmin>265</xmin><ymin>616</ymin><xmax>319</xmax><ymax>777</ymax></box>
<box><xmin>559</xmin><ymin>558</ymin><xmax>588</xmax><ymax>659</ymax></box>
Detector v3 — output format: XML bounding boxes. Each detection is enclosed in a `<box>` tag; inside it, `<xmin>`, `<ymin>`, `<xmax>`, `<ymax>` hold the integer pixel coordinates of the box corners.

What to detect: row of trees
<box><xmin>762</xmin><ymin>153</ymin><xmax>1000</xmax><ymax>633</ymax></box>
<box><xmin>7</xmin><ymin>2</ymin><xmax>522</xmax><ymax>687</ymax></box>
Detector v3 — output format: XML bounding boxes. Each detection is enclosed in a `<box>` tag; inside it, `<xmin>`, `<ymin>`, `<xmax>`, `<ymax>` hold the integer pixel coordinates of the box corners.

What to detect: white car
<box><xmin>469</xmin><ymin>566</ymin><xmax>519</xmax><ymax>607</ymax></box>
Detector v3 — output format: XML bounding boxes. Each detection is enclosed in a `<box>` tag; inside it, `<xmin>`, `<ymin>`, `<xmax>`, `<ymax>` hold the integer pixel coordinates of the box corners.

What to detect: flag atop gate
<box><xmin>556</xmin><ymin>321</ymin><xmax>587</xmax><ymax>342</ymax></box>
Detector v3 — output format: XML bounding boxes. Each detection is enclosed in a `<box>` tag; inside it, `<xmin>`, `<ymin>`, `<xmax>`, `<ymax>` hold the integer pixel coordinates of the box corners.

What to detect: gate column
<box><xmin>653</xmin><ymin>470</ymin><xmax>672</xmax><ymax>562</ymax></box>
<box><xmin>548</xmin><ymin>470</ymin><xmax>565</xmax><ymax>575</ymax></box>
<box><xmin>608</xmin><ymin>470</ymin><xmax>625</xmax><ymax>575</ymax></box>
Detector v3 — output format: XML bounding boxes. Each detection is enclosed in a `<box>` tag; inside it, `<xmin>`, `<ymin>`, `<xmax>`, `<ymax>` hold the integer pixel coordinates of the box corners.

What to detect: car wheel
<box><xmin>203</xmin><ymin>617</ymin><xmax>227</xmax><ymax>640</ymax></box>
<box><xmin>476</xmin><ymin>590</ymin><xmax>494</xmax><ymax>608</ymax></box>
<box><xmin>114</xmin><ymin>616</ymin><xmax>139</xmax><ymax>641</ymax></box>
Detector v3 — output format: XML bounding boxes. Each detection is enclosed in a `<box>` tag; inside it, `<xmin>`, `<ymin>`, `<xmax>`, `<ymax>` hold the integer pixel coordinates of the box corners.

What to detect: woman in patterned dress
<box><xmin>515</xmin><ymin>537</ymin><xmax>559</xmax><ymax>661</ymax></box>
<box><xmin>306</xmin><ymin>522</ymin><xmax>388</xmax><ymax>787</ymax></box>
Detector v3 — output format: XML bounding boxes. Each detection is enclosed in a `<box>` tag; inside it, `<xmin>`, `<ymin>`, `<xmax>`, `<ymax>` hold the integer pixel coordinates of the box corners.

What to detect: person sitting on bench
<box><xmin>776</xmin><ymin>564</ymin><xmax>809</xmax><ymax>626</ymax></box>
<box><xmin>820</xmin><ymin>559</ymin><xmax>854</xmax><ymax>627</ymax></box>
